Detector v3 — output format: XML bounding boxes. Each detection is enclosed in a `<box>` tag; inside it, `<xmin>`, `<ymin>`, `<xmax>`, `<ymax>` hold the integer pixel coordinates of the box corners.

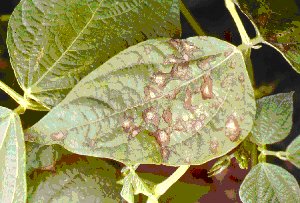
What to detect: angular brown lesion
<box><xmin>51</xmin><ymin>130</ymin><xmax>67</xmax><ymax>141</ymax></box>
<box><xmin>142</xmin><ymin>106</ymin><xmax>160</xmax><ymax>127</ymax></box>
<box><xmin>121</xmin><ymin>116</ymin><xmax>141</xmax><ymax>138</ymax></box>
<box><xmin>200</xmin><ymin>75</ymin><xmax>214</xmax><ymax>100</ymax></box>
<box><xmin>151</xmin><ymin>71</ymin><xmax>170</xmax><ymax>89</ymax></box>
<box><xmin>171</xmin><ymin>62</ymin><xmax>191</xmax><ymax>80</ymax></box>
<box><xmin>144</xmin><ymin>85</ymin><xmax>160</xmax><ymax>101</ymax></box>
<box><xmin>162</xmin><ymin>108</ymin><xmax>172</xmax><ymax>125</ymax></box>
<box><xmin>225</xmin><ymin>115</ymin><xmax>241</xmax><ymax>142</ymax></box>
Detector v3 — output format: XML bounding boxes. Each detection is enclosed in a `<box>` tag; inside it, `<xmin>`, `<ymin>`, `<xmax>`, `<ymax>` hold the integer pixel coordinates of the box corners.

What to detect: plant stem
<box><xmin>258</xmin><ymin>147</ymin><xmax>288</xmax><ymax>161</ymax></box>
<box><xmin>153</xmin><ymin>165</ymin><xmax>189</xmax><ymax>198</ymax></box>
<box><xmin>250</xmin><ymin>142</ymin><xmax>258</xmax><ymax>167</ymax></box>
<box><xmin>258</xmin><ymin>145</ymin><xmax>267</xmax><ymax>162</ymax></box>
<box><xmin>13</xmin><ymin>105</ymin><xmax>26</xmax><ymax>115</ymax></box>
<box><xmin>225</xmin><ymin>0</ymin><xmax>251</xmax><ymax>45</ymax></box>
<box><xmin>179</xmin><ymin>0</ymin><xmax>205</xmax><ymax>36</ymax></box>
<box><xmin>0</xmin><ymin>80</ymin><xmax>49</xmax><ymax>111</ymax></box>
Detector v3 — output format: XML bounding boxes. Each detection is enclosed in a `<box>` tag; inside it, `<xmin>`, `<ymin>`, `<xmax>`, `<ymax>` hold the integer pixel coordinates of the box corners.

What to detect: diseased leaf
<box><xmin>239</xmin><ymin>163</ymin><xmax>300</xmax><ymax>203</ymax></box>
<box><xmin>250</xmin><ymin>92</ymin><xmax>293</xmax><ymax>145</ymax></box>
<box><xmin>286</xmin><ymin>135</ymin><xmax>300</xmax><ymax>168</ymax></box>
<box><xmin>27</xmin><ymin>156</ymin><xmax>122</xmax><ymax>202</ymax></box>
<box><xmin>7</xmin><ymin>0</ymin><xmax>181</xmax><ymax>108</ymax></box>
<box><xmin>26</xmin><ymin>142</ymin><xmax>70</xmax><ymax>174</ymax></box>
<box><xmin>235</xmin><ymin>0</ymin><xmax>300</xmax><ymax>72</ymax></box>
<box><xmin>26</xmin><ymin>36</ymin><xmax>256</xmax><ymax>166</ymax></box>
<box><xmin>0</xmin><ymin>107</ymin><xmax>26</xmax><ymax>202</ymax></box>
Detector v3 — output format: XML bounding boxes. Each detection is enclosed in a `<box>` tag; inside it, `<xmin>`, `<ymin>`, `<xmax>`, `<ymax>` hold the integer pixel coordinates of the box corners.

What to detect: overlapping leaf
<box><xmin>235</xmin><ymin>0</ymin><xmax>300</xmax><ymax>72</ymax></box>
<box><xmin>239</xmin><ymin>163</ymin><xmax>300</xmax><ymax>203</ymax></box>
<box><xmin>26</xmin><ymin>142</ymin><xmax>70</xmax><ymax>173</ymax></box>
<box><xmin>27</xmin><ymin>157</ymin><xmax>122</xmax><ymax>202</ymax></box>
<box><xmin>287</xmin><ymin>135</ymin><xmax>300</xmax><ymax>168</ymax></box>
<box><xmin>250</xmin><ymin>92</ymin><xmax>294</xmax><ymax>145</ymax></box>
<box><xmin>7</xmin><ymin>0</ymin><xmax>181</xmax><ymax>108</ymax></box>
<box><xmin>0</xmin><ymin>107</ymin><xmax>26</xmax><ymax>202</ymax></box>
<box><xmin>26</xmin><ymin>36</ymin><xmax>256</xmax><ymax>166</ymax></box>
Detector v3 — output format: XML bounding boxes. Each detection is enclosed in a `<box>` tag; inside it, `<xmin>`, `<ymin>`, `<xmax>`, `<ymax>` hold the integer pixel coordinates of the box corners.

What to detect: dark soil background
<box><xmin>0</xmin><ymin>0</ymin><xmax>299</xmax><ymax>202</ymax></box>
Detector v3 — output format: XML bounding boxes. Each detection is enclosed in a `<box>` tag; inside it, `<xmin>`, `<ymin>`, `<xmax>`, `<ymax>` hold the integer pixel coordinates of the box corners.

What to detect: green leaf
<box><xmin>286</xmin><ymin>135</ymin><xmax>300</xmax><ymax>168</ymax></box>
<box><xmin>250</xmin><ymin>92</ymin><xmax>293</xmax><ymax>145</ymax></box>
<box><xmin>26</xmin><ymin>142</ymin><xmax>70</xmax><ymax>173</ymax></box>
<box><xmin>121</xmin><ymin>169</ymin><xmax>153</xmax><ymax>203</ymax></box>
<box><xmin>235</xmin><ymin>0</ymin><xmax>300</xmax><ymax>72</ymax></box>
<box><xmin>239</xmin><ymin>163</ymin><xmax>300</xmax><ymax>203</ymax></box>
<box><xmin>26</xmin><ymin>36</ymin><xmax>256</xmax><ymax>166</ymax></box>
<box><xmin>0</xmin><ymin>107</ymin><xmax>26</xmax><ymax>202</ymax></box>
<box><xmin>27</xmin><ymin>157</ymin><xmax>122</xmax><ymax>202</ymax></box>
<box><xmin>7</xmin><ymin>0</ymin><xmax>181</xmax><ymax>108</ymax></box>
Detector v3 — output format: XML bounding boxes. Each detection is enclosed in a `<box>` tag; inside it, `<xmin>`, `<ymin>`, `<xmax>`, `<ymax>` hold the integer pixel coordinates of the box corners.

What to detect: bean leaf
<box><xmin>26</xmin><ymin>142</ymin><xmax>70</xmax><ymax>174</ymax></box>
<box><xmin>26</xmin><ymin>36</ymin><xmax>256</xmax><ymax>166</ymax></box>
<box><xmin>287</xmin><ymin>135</ymin><xmax>300</xmax><ymax>168</ymax></box>
<box><xmin>27</xmin><ymin>156</ymin><xmax>122</xmax><ymax>202</ymax></box>
<box><xmin>0</xmin><ymin>107</ymin><xmax>26</xmax><ymax>202</ymax></box>
<box><xmin>239</xmin><ymin>163</ymin><xmax>300</xmax><ymax>203</ymax></box>
<box><xmin>7</xmin><ymin>0</ymin><xmax>181</xmax><ymax>108</ymax></box>
<box><xmin>250</xmin><ymin>92</ymin><xmax>293</xmax><ymax>145</ymax></box>
<box><xmin>235</xmin><ymin>0</ymin><xmax>300</xmax><ymax>72</ymax></box>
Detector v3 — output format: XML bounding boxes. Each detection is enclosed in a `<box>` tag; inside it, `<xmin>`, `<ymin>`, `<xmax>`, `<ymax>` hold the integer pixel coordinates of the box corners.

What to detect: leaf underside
<box><xmin>239</xmin><ymin>163</ymin><xmax>300</xmax><ymax>203</ymax></box>
<box><xmin>26</xmin><ymin>36</ymin><xmax>256</xmax><ymax>166</ymax></box>
<box><xmin>7</xmin><ymin>0</ymin><xmax>181</xmax><ymax>108</ymax></box>
<box><xmin>27</xmin><ymin>157</ymin><xmax>122</xmax><ymax>203</ymax></box>
<box><xmin>235</xmin><ymin>0</ymin><xmax>300</xmax><ymax>72</ymax></box>
<box><xmin>250</xmin><ymin>92</ymin><xmax>293</xmax><ymax>145</ymax></box>
<box><xmin>0</xmin><ymin>107</ymin><xmax>26</xmax><ymax>203</ymax></box>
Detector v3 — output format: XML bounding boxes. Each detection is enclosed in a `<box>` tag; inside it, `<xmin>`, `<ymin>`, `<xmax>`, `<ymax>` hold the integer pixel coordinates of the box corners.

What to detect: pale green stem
<box><xmin>0</xmin><ymin>80</ymin><xmax>49</xmax><ymax>111</ymax></box>
<box><xmin>225</xmin><ymin>0</ymin><xmax>251</xmax><ymax>45</ymax></box>
<box><xmin>180</xmin><ymin>0</ymin><xmax>205</xmax><ymax>36</ymax></box>
<box><xmin>258</xmin><ymin>147</ymin><xmax>288</xmax><ymax>161</ymax></box>
<box><xmin>251</xmin><ymin>142</ymin><xmax>258</xmax><ymax>167</ymax></box>
<box><xmin>153</xmin><ymin>165</ymin><xmax>189</xmax><ymax>198</ymax></box>
<box><xmin>13</xmin><ymin>105</ymin><xmax>26</xmax><ymax>115</ymax></box>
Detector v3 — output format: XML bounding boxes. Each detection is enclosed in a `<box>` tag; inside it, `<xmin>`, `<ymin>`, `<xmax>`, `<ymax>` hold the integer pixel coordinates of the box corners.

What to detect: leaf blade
<box><xmin>287</xmin><ymin>135</ymin><xmax>300</xmax><ymax>168</ymax></box>
<box><xmin>239</xmin><ymin>163</ymin><xmax>300</xmax><ymax>203</ymax></box>
<box><xmin>7</xmin><ymin>0</ymin><xmax>181</xmax><ymax>107</ymax></box>
<box><xmin>250</xmin><ymin>92</ymin><xmax>294</xmax><ymax>145</ymax></box>
<box><xmin>0</xmin><ymin>107</ymin><xmax>26</xmax><ymax>203</ymax></box>
<box><xmin>26</xmin><ymin>36</ymin><xmax>256</xmax><ymax>166</ymax></box>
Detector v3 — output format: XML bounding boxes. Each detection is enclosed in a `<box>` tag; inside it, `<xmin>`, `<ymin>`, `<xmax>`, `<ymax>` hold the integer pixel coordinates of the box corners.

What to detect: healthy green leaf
<box><xmin>286</xmin><ymin>135</ymin><xmax>300</xmax><ymax>168</ymax></box>
<box><xmin>27</xmin><ymin>157</ymin><xmax>122</xmax><ymax>202</ymax></box>
<box><xmin>7</xmin><ymin>0</ymin><xmax>181</xmax><ymax>108</ymax></box>
<box><xmin>0</xmin><ymin>107</ymin><xmax>26</xmax><ymax>202</ymax></box>
<box><xmin>26</xmin><ymin>36</ymin><xmax>256</xmax><ymax>166</ymax></box>
<box><xmin>235</xmin><ymin>0</ymin><xmax>300</xmax><ymax>72</ymax></box>
<box><xmin>239</xmin><ymin>163</ymin><xmax>300</xmax><ymax>203</ymax></box>
<box><xmin>250</xmin><ymin>92</ymin><xmax>294</xmax><ymax>145</ymax></box>
<box><xmin>26</xmin><ymin>142</ymin><xmax>70</xmax><ymax>174</ymax></box>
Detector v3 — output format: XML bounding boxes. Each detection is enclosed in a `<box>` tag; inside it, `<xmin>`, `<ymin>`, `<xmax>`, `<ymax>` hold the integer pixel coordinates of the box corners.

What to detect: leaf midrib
<box><xmin>29</xmin><ymin>0</ymin><xmax>145</xmax><ymax>91</ymax></box>
<box><xmin>53</xmin><ymin>51</ymin><xmax>238</xmax><ymax>133</ymax></box>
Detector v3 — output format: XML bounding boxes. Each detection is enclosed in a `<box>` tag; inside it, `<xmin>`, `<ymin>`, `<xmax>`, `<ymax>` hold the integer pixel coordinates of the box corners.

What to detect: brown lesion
<box><xmin>225</xmin><ymin>115</ymin><xmax>241</xmax><ymax>142</ymax></box>
<box><xmin>200</xmin><ymin>75</ymin><xmax>214</xmax><ymax>100</ymax></box>
<box><xmin>121</xmin><ymin>116</ymin><xmax>141</xmax><ymax>138</ymax></box>
<box><xmin>51</xmin><ymin>131</ymin><xmax>67</xmax><ymax>141</ymax></box>
<box><xmin>184</xmin><ymin>87</ymin><xmax>196</xmax><ymax>112</ymax></box>
<box><xmin>151</xmin><ymin>71</ymin><xmax>170</xmax><ymax>89</ymax></box>
<box><xmin>162</xmin><ymin>108</ymin><xmax>172</xmax><ymax>125</ymax></box>
<box><xmin>165</xmin><ymin>88</ymin><xmax>180</xmax><ymax>100</ymax></box>
<box><xmin>209</xmin><ymin>139</ymin><xmax>219</xmax><ymax>154</ymax></box>
<box><xmin>144</xmin><ymin>85</ymin><xmax>160</xmax><ymax>100</ymax></box>
<box><xmin>142</xmin><ymin>107</ymin><xmax>160</xmax><ymax>127</ymax></box>
<box><xmin>170</xmin><ymin>62</ymin><xmax>191</xmax><ymax>80</ymax></box>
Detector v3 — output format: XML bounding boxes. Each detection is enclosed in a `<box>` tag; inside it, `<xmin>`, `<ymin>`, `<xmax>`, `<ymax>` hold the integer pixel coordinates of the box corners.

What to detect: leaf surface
<box><xmin>239</xmin><ymin>163</ymin><xmax>300</xmax><ymax>203</ymax></box>
<box><xmin>27</xmin><ymin>157</ymin><xmax>122</xmax><ymax>202</ymax></box>
<box><xmin>26</xmin><ymin>36</ymin><xmax>256</xmax><ymax>166</ymax></box>
<box><xmin>26</xmin><ymin>142</ymin><xmax>70</xmax><ymax>173</ymax></box>
<box><xmin>250</xmin><ymin>92</ymin><xmax>293</xmax><ymax>145</ymax></box>
<box><xmin>235</xmin><ymin>0</ymin><xmax>300</xmax><ymax>72</ymax></box>
<box><xmin>7</xmin><ymin>0</ymin><xmax>180</xmax><ymax>108</ymax></box>
<box><xmin>287</xmin><ymin>135</ymin><xmax>300</xmax><ymax>168</ymax></box>
<box><xmin>0</xmin><ymin>107</ymin><xmax>26</xmax><ymax>202</ymax></box>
